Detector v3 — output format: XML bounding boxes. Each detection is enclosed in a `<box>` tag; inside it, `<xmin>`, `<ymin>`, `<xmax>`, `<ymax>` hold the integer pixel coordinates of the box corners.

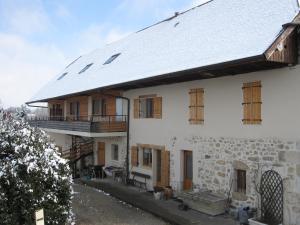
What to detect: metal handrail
<box><xmin>28</xmin><ymin>114</ymin><xmax>128</xmax><ymax>122</ymax></box>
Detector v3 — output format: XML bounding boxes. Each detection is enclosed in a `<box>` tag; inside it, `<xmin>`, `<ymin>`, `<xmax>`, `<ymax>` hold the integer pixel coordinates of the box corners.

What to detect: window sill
<box><xmin>232</xmin><ymin>191</ymin><xmax>247</xmax><ymax>201</ymax></box>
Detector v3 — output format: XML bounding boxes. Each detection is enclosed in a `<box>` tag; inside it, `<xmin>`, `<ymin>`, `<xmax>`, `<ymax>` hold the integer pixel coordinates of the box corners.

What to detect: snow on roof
<box><xmin>29</xmin><ymin>0</ymin><xmax>299</xmax><ymax>103</ymax></box>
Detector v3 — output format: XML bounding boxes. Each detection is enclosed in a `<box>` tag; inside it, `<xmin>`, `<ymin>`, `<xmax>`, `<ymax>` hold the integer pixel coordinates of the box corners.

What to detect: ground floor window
<box><xmin>142</xmin><ymin>148</ymin><xmax>152</xmax><ymax>168</ymax></box>
<box><xmin>236</xmin><ymin>169</ymin><xmax>246</xmax><ymax>194</ymax></box>
<box><xmin>111</xmin><ymin>144</ymin><xmax>119</xmax><ymax>161</ymax></box>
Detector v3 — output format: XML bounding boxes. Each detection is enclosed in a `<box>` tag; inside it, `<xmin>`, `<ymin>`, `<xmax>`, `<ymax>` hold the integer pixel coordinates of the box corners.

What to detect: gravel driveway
<box><xmin>72</xmin><ymin>184</ymin><xmax>168</xmax><ymax>225</ymax></box>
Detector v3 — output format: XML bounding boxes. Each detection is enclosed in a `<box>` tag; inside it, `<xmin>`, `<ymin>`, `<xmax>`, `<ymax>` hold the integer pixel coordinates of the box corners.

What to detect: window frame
<box><xmin>142</xmin><ymin>147</ymin><xmax>152</xmax><ymax>168</ymax></box>
<box><xmin>111</xmin><ymin>144</ymin><xmax>119</xmax><ymax>161</ymax></box>
<box><xmin>236</xmin><ymin>169</ymin><xmax>246</xmax><ymax>194</ymax></box>
<box><xmin>139</xmin><ymin>97</ymin><xmax>154</xmax><ymax>118</ymax></box>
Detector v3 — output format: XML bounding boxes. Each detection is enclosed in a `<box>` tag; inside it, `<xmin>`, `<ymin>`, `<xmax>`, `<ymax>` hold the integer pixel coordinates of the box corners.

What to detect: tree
<box><xmin>0</xmin><ymin>108</ymin><xmax>73</xmax><ymax>225</ymax></box>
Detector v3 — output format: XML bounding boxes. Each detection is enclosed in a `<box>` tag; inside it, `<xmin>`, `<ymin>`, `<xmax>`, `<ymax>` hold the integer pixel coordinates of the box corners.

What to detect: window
<box><xmin>92</xmin><ymin>99</ymin><xmax>100</xmax><ymax>115</ymax></box>
<box><xmin>189</xmin><ymin>88</ymin><xmax>204</xmax><ymax>124</ymax></box>
<box><xmin>57</xmin><ymin>72</ymin><xmax>68</xmax><ymax>80</ymax></box>
<box><xmin>69</xmin><ymin>102</ymin><xmax>80</xmax><ymax>120</ymax></box>
<box><xmin>242</xmin><ymin>81</ymin><xmax>262</xmax><ymax>124</ymax></box>
<box><xmin>92</xmin><ymin>99</ymin><xmax>106</xmax><ymax>115</ymax></box>
<box><xmin>65</xmin><ymin>56</ymin><xmax>81</xmax><ymax>69</ymax></box>
<box><xmin>236</xmin><ymin>169</ymin><xmax>246</xmax><ymax>194</ymax></box>
<box><xmin>103</xmin><ymin>53</ymin><xmax>121</xmax><ymax>65</ymax></box>
<box><xmin>78</xmin><ymin>63</ymin><xmax>93</xmax><ymax>74</ymax></box>
<box><xmin>111</xmin><ymin>144</ymin><xmax>119</xmax><ymax>161</ymax></box>
<box><xmin>134</xmin><ymin>96</ymin><xmax>162</xmax><ymax>119</ymax></box>
<box><xmin>50</xmin><ymin>104</ymin><xmax>63</xmax><ymax>120</ymax></box>
<box><xmin>140</xmin><ymin>98</ymin><xmax>153</xmax><ymax>118</ymax></box>
<box><xmin>142</xmin><ymin>148</ymin><xmax>152</xmax><ymax>167</ymax></box>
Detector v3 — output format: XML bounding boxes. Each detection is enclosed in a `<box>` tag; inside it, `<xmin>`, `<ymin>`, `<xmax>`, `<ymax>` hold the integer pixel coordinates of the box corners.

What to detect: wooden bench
<box><xmin>131</xmin><ymin>171</ymin><xmax>151</xmax><ymax>191</ymax></box>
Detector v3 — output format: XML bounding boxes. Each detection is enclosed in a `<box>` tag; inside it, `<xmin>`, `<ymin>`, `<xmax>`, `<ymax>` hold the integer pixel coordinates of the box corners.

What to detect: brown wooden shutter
<box><xmin>243</xmin><ymin>81</ymin><xmax>262</xmax><ymax>124</ymax></box>
<box><xmin>153</xmin><ymin>97</ymin><xmax>162</xmax><ymax>119</ymax></box>
<box><xmin>189</xmin><ymin>88</ymin><xmax>204</xmax><ymax>124</ymax></box>
<box><xmin>131</xmin><ymin>146</ymin><xmax>138</xmax><ymax>167</ymax></box>
<box><xmin>97</xmin><ymin>142</ymin><xmax>105</xmax><ymax>165</ymax></box>
<box><xmin>161</xmin><ymin>150</ymin><xmax>170</xmax><ymax>187</ymax></box>
<box><xmin>133</xmin><ymin>99</ymin><xmax>140</xmax><ymax>119</ymax></box>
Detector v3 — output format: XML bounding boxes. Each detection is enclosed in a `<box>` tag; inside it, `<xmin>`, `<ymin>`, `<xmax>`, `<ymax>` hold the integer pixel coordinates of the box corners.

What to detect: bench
<box><xmin>131</xmin><ymin>171</ymin><xmax>151</xmax><ymax>191</ymax></box>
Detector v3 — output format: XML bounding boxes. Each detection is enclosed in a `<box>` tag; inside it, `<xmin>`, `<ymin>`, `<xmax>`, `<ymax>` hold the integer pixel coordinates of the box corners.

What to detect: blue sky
<box><xmin>0</xmin><ymin>0</ymin><xmax>205</xmax><ymax>107</ymax></box>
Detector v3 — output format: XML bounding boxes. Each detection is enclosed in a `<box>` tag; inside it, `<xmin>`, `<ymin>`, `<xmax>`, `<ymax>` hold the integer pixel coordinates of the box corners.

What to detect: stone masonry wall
<box><xmin>169</xmin><ymin>136</ymin><xmax>300</xmax><ymax>225</ymax></box>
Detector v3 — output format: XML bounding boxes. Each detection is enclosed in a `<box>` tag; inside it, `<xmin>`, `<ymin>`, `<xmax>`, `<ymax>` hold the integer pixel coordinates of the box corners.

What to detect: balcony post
<box><xmin>64</xmin><ymin>100</ymin><xmax>67</xmax><ymax>121</ymax></box>
<box><xmin>88</xmin><ymin>96</ymin><xmax>93</xmax><ymax>121</ymax></box>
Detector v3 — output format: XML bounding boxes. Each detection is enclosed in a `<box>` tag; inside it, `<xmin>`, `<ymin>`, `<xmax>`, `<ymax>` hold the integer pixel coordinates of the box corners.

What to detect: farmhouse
<box><xmin>27</xmin><ymin>0</ymin><xmax>300</xmax><ymax>224</ymax></box>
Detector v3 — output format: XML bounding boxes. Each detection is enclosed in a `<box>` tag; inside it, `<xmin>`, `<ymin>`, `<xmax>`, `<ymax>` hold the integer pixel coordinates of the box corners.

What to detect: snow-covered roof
<box><xmin>29</xmin><ymin>0</ymin><xmax>299</xmax><ymax>103</ymax></box>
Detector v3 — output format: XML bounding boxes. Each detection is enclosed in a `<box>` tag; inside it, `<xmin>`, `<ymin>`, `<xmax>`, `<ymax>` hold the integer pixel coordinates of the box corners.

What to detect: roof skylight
<box><xmin>57</xmin><ymin>72</ymin><xmax>68</xmax><ymax>80</ymax></box>
<box><xmin>103</xmin><ymin>53</ymin><xmax>121</xmax><ymax>65</ymax></box>
<box><xmin>78</xmin><ymin>63</ymin><xmax>93</xmax><ymax>74</ymax></box>
<box><xmin>65</xmin><ymin>56</ymin><xmax>82</xmax><ymax>69</ymax></box>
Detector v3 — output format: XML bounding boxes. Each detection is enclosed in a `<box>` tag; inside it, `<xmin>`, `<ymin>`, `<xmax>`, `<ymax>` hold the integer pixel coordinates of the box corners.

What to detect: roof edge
<box><xmin>26</xmin><ymin>54</ymin><xmax>266</xmax><ymax>105</ymax></box>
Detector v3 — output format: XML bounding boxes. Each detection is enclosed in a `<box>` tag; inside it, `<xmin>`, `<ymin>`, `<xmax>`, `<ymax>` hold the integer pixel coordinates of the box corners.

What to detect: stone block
<box><xmin>217</xmin><ymin>172</ymin><xmax>225</xmax><ymax>177</ymax></box>
<box><xmin>232</xmin><ymin>192</ymin><xmax>247</xmax><ymax>201</ymax></box>
<box><xmin>233</xmin><ymin>160</ymin><xmax>249</xmax><ymax>170</ymax></box>
<box><xmin>297</xmin><ymin>164</ymin><xmax>300</xmax><ymax>177</ymax></box>
<box><xmin>278</xmin><ymin>151</ymin><xmax>300</xmax><ymax>163</ymax></box>
<box><xmin>262</xmin><ymin>156</ymin><xmax>274</xmax><ymax>161</ymax></box>
<box><xmin>216</xmin><ymin>160</ymin><xmax>225</xmax><ymax>165</ymax></box>
<box><xmin>248</xmin><ymin>156</ymin><xmax>259</xmax><ymax>162</ymax></box>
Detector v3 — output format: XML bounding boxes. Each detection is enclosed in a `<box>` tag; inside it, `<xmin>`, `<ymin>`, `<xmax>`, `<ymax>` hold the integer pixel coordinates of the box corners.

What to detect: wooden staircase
<box><xmin>67</xmin><ymin>136</ymin><xmax>94</xmax><ymax>162</ymax></box>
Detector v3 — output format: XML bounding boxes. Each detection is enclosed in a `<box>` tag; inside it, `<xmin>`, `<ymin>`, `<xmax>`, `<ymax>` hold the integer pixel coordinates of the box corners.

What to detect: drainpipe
<box><xmin>100</xmin><ymin>92</ymin><xmax>130</xmax><ymax>184</ymax></box>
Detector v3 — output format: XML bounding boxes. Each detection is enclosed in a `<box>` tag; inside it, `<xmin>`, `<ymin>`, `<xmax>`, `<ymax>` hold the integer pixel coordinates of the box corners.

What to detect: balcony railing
<box><xmin>28</xmin><ymin>115</ymin><xmax>127</xmax><ymax>133</ymax></box>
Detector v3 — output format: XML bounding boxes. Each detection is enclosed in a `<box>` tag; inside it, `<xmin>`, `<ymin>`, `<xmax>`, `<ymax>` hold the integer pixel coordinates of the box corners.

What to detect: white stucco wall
<box><xmin>125</xmin><ymin>65</ymin><xmax>300</xmax><ymax>143</ymax></box>
<box><xmin>93</xmin><ymin>137</ymin><xmax>126</xmax><ymax>168</ymax></box>
<box><xmin>124</xmin><ymin>65</ymin><xmax>300</xmax><ymax>224</ymax></box>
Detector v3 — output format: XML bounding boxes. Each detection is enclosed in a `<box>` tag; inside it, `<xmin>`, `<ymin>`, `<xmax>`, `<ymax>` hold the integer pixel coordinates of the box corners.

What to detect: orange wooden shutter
<box><xmin>243</xmin><ymin>81</ymin><xmax>262</xmax><ymax>124</ymax></box>
<box><xmin>161</xmin><ymin>150</ymin><xmax>170</xmax><ymax>186</ymax></box>
<box><xmin>97</xmin><ymin>142</ymin><xmax>105</xmax><ymax>165</ymax></box>
<box><xmin>131</xmin><ymin>146</ymin><xmax>138</xmax><ymax>167</ymax></box>
<box><xmin>189</xmin><ymin>88</ymin><xmax>204</xmax><ymax>124</ymax></box>
<box><xmin>133</xmin><ymin>99</ymin><xmax>140</xmax><ymax>119</ymax></box>
<box><xmin>153</xmin><ymin>97</ymin><xmax>162</xmax><ymax>119</ymax></box>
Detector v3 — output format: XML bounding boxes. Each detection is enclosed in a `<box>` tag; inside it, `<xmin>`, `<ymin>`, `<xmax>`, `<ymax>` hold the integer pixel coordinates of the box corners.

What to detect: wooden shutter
<box><xmin>131</xmin><ymin>146</ymin><xmax>138</xmax><ymax>167</ymax></box>
<box><xmin>153</xmin><ymin>97</ymin><xmax>162</xmax><ymax>119</ymax></box>
<box><xmin>97</xmin><ymin>142</ymin><xmax>105</xmax><ymax>165</ymax></box>
<box><xmin>161</xmin><ymin>150</ymin><xmax>170</xmax><ymax>187</ymax></box>
<box><xmin>133</xmin><ymin>99</ymin><xmax>140</xmax><ymax>119</ymax></box>
<box><xmin>189</xmin><ymin>88</ymin><xmax>204</xmax><ymax>124</ymax></box>
<box><xmin>243</xmin><ymin>81</ymin><xmax>262</xmax><ymax>124</ymax></box>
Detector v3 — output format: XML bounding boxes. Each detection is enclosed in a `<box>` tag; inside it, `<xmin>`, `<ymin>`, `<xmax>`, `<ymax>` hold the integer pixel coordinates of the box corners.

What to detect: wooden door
<box><xmin>183</xmin><ymin>151</ymin><xmax>193</xmax><ymax>190</ymax></box>
<box><xmin>97</xmin><ymin>142</ymin><xmax>105</xmax><ymax>165</ymax></box>
<box><xmin>156</xmin><ymin>150</ymin><xmax>170</xmax><ymax>187</ymax></box>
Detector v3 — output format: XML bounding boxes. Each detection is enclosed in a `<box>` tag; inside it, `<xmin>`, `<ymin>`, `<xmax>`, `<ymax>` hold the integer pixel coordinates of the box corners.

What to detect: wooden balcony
<box><xmin>28</xmin><ymin>115</ymin><xmax>127</xmax><ymax>133</ymax></box>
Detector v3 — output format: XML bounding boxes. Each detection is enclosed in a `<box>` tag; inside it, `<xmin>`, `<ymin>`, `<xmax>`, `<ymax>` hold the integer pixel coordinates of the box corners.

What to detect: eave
<box><xmin>27</xmin><ymin>13</ymin><xmax>300</xmax><ymax>105</ymax></box>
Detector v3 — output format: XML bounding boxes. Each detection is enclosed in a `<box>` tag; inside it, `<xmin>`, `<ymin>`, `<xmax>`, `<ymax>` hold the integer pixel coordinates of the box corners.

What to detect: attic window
<box><xmin>78</xmin><ymin>63</ymin><xmax>93</xmax><ymax>74</ymax></box>
<box><xmin>57</xmin><ymin>72</ymin><xmax>68</xmax><ymax>80</ymax></box>
<box><xmin>174</xmin><ymin>22</ymin><xmax>180</xmax><ymax>27</ymax></box>
<box><xmin>65</xmin><ymin>56</ymin><xmax>82</xmax><ymax>69</ymax></box>
<box><xmin>103</xmin><ymin>53</ymin><xmax>121</xmax><ymax>65</ymax></box>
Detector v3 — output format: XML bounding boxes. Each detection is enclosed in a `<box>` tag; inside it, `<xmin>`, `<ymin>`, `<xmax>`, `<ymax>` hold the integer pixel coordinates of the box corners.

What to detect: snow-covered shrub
<box><xmin>0</xmin><ymin>109</ymin><xmax>73</xmax><ymax>225</ymax></box>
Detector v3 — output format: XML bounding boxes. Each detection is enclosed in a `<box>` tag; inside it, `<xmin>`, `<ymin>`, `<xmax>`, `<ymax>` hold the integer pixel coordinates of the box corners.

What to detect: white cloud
<box><xmin>0</xmin><ymin>0</ymin><xmax>51</xmax><ymax>35</ymax></box>
<box><xmin>0</xmin><ymin>33</ymin><xmax>67</xmax><ymax>107</ymax></box>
